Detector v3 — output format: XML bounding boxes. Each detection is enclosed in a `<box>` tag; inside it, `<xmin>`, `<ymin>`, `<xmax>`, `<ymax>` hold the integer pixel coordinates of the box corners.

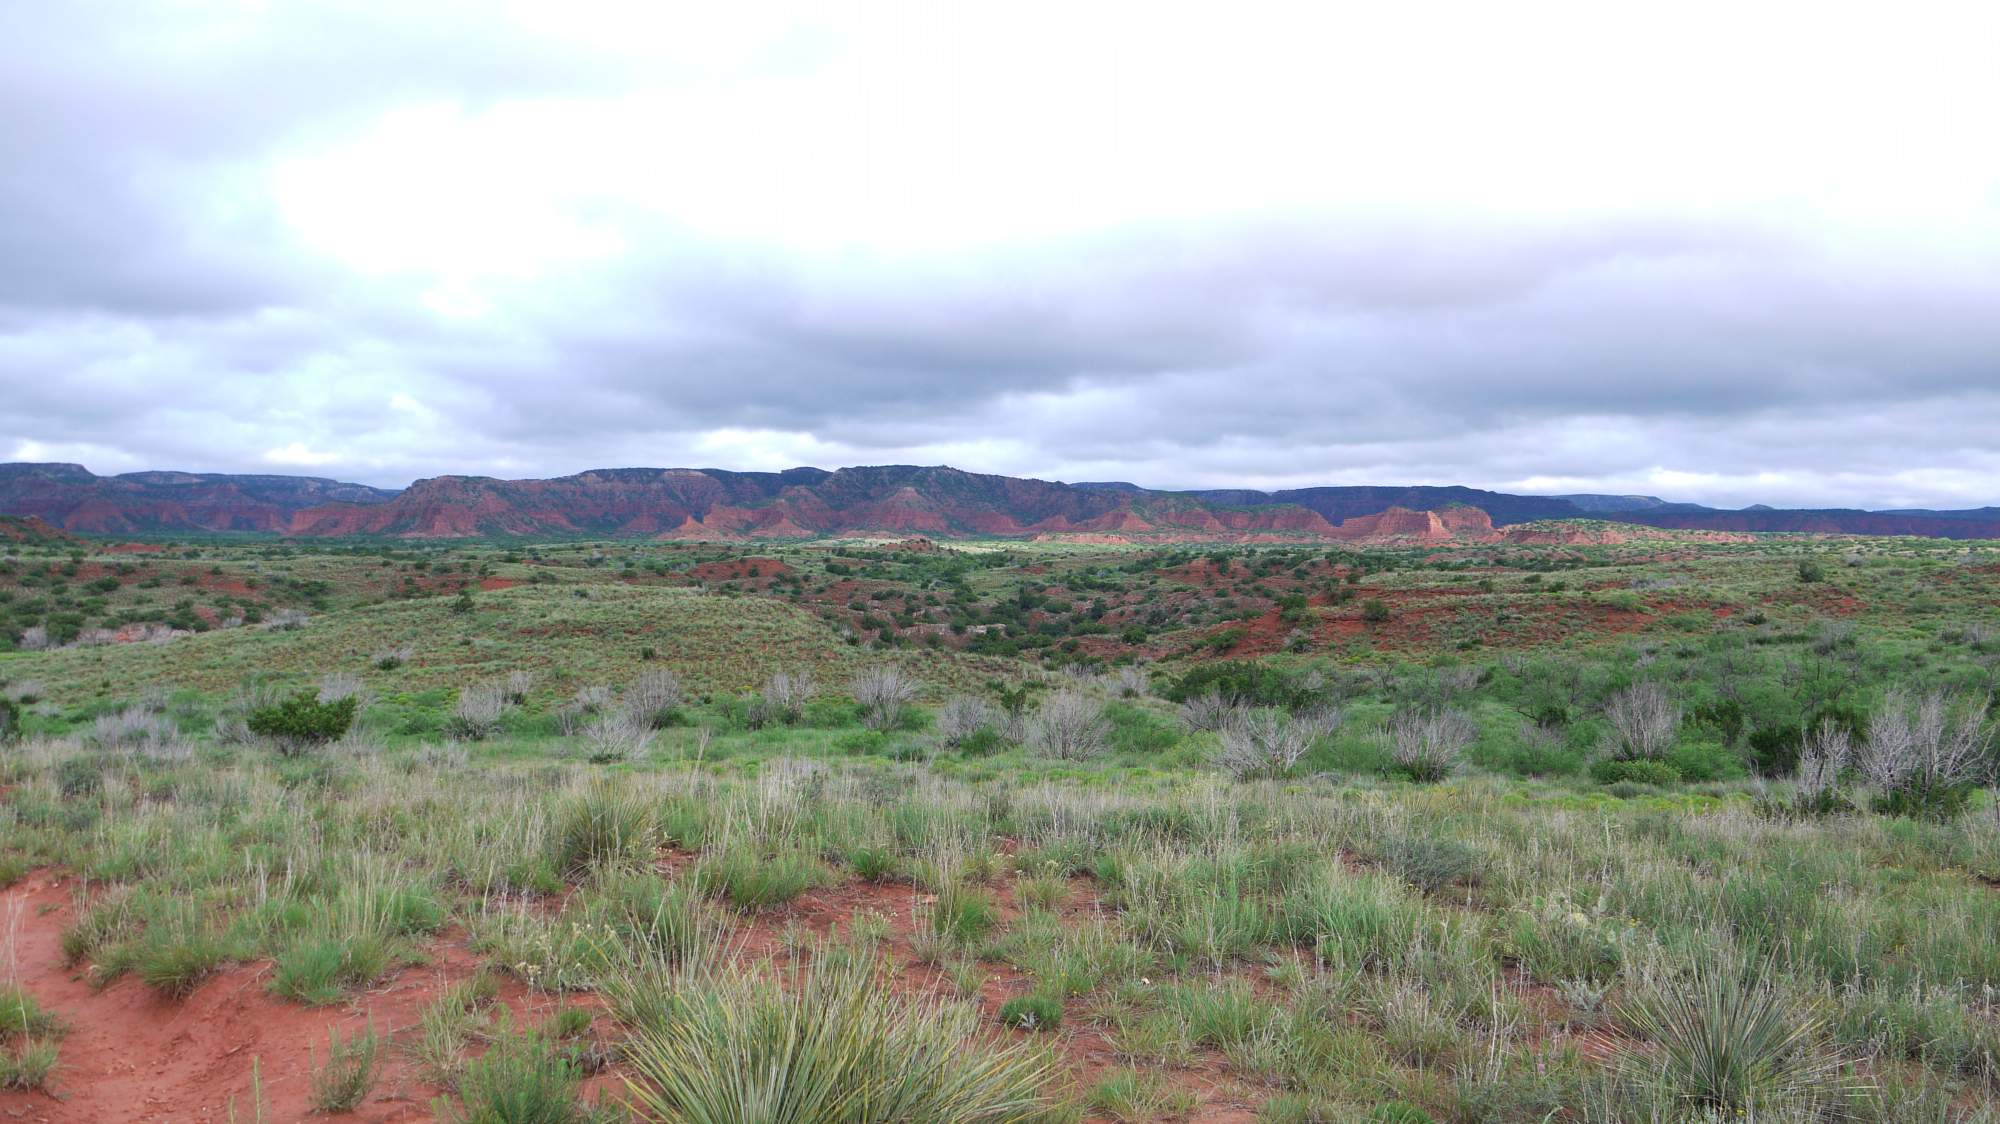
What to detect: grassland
<box><xmin>2</xmin><ymin>529</ymin><xmax>1998</xmax><ymax>1121</ymax></box>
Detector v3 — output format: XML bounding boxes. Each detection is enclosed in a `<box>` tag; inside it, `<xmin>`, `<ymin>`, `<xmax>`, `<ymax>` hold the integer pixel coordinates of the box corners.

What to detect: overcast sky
<box><xmin>5</xmin><ymin>2</ymin><xmax>1998</xmax><ymax>509</ymax></box>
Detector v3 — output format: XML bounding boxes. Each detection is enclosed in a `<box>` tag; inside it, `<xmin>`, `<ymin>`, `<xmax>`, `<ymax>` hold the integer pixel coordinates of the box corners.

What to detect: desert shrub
<box><xmin>1779</xmin><ymin>721</ymin><xmax>1856</xmax><ymax>816</ymax></box>
<box><xmin>1177</xmin><ymin>690</ymin><xmax>1243</xmax><ymax>734</ymax></box>
<box><xmin>579</xmin><ymin>709</ymin><xmax>653</xmax><ymax>764</ymax></box>
<box><xmin>627</xmin><ymin>668</ymin><xmax>685</xmax><ymax>728</ymax></box>
<box><xmin>1387</xmin><ymin>707</ymin><xmax>1475</xmax><ymax>782</ymax></box>
<box><xmin>764</xmin><ymin>669</ymin><xmax>815</xmax><ymax>724</ymax></box>
<box><xmin>1859</xmin><ymin>689</ymin><xmax>1992</xmax><ymax>820</ymax></box>
<box><xmin>448</xmin><ymin>684</ymin><xmax>506</xmax><ymax>740</ymax></box>
<box><xmin>1113</xmin><ymin>665</ymin><xmax>1150</xmax><ymax>698</ymax></box>
<box><xmin>90</xmin><ymin>706</ymin><xmax>187</xmax><ymax>757</ymax></box>
<box><xmin>934</xmin><ymin>695</ymin><xmax>995</xmax><ymax>749</ymax></box>
<box><xmin>1604</xmin><ymin>682</ymin><xmax>1680</xmax><ymax>760</ymax></box>
<box><xmin>852</xmin><ymin>666</ymin><xmax>917</xmax><ymax>730</ymax></box>
<box><xmin>999</xmin><ymin>994</ymin><xmax>1063</xmax><ymax>1032</ymax></box>
<box><xmin>1589</xmin><ymin>758</ymin><xmax>1681</xmax><ymax>786</ymax></box>
<box><xmin>555</xmin><ymin>684</ymin><xmax>612</xmax><ymax>736</ymax></box>
<box><xmin>503</xmin><ymin>670</ymin><xmax>535</xmax><ymax>705</ymax></box>
<box><xmin>371</xmin><ymin>645</ymin><xmax>412</xmax><ymax>671</ymax></box>
<box><xmin>317</xmin><ymin>672</ymin><xmax>367</xmax><ymax>706</ymax></box>
<box><xmin>1026</xmin><ymin>689</ymin><xmax>1109</xmax><ymax>760</ymax></box>
<box><xmin>618</xmin><ymin>955</ymin><xmax>1057</xmax><ymax>1122</ymax></box>
<box><xmin>1213</xmin><ymin>709</ymin><xmax>1331</xmax><ymax>780</ymax></box>
<box><xmin>1361</xmin><ymin>598</ymin><xmax>1391</xmax><ymax>623</ymax></box>
<box><xmin>246</xmin><ymin>692</ymin><xmax>358</xmax><ymax>754</ymax></box>
<box><xmin>0</xmin><ymin>696</ymin><xmax>19</xmax><ymax>743</ymax></box>
<box><xmin>1796</xmin><ymin>558</ymin><xmax>1827</xmax><ymax>583</ymax></box>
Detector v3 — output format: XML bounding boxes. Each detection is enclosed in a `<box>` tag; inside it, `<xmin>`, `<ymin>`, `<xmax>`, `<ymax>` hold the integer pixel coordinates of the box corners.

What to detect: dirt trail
<box><xmin>0</xmin><ymin>873</ymin><xmax>569</xmax><ymax>1124</ymax></box>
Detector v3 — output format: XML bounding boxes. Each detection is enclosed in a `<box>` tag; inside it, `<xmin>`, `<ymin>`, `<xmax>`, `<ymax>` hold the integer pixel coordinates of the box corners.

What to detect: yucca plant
<box><xmin>1619</xmin><ymin>964</ymin><xmax>1855</xmax><ymax>1117</ymax></box>
<box><xmin>617</xmin><ymin>953</ymin><xmax>1059</xmax><ymax>1123</ymax></box>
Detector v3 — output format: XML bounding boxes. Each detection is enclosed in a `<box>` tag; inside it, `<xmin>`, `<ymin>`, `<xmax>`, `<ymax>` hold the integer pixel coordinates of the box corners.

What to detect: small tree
<box><xmin>1604</xmin><ymin>682</ymin><xmax>1680</xmax><ymax>761</ymax></box>
<box><xmin>1361</xmin><ymin>599</ymin><xmax>1391</xmax><ymax>624</ymax></box>
<box><xmin>247</xmin><ymin>691</ymin><xmax>358</xmax><ymax>755</ymax></box>
<box><xmin>1026</xmin><ymin>689</ymin><xmax>1109</xmax><ymax>760</ymax></box>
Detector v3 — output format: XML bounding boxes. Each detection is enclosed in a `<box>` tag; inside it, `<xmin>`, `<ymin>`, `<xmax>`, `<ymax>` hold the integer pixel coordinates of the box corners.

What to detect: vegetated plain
<box><xmin>1</xmin><ymin>528</ymin><xmax>1998</xmax><ymax>1122</ymax></box>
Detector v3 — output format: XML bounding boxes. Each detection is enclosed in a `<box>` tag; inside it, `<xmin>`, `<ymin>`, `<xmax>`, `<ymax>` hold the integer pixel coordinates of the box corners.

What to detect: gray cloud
<box><xmin>3</xmin><ymin>3</ymin><xmax>1998</xmax><ymax>510</ymax></box>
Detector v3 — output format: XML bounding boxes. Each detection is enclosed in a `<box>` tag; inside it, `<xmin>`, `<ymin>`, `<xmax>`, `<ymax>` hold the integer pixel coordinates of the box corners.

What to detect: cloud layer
<box><xmin>5</xmin><ymin>1</ymin><xmax>1998</xmax><ymax>509</ymax></box>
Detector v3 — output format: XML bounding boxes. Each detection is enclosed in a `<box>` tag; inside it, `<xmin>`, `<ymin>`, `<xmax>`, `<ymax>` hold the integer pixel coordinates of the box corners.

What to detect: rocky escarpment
<box><xmin>3</xmin><ymin>462</ymin><xmax>1996</xmax><ymax>541</ymax></box>
<box><xmin>0</xmin><ymin>463</ymin><xmax>397</xmax><ymax>534</ymax></box>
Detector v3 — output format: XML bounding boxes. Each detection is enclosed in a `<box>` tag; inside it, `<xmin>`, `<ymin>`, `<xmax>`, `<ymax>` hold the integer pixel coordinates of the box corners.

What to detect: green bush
<box><xmin>0</xmin><ymin>696</ymin><xmax>18</xmax><ymax>743</ymax></box>
<box><xmin>1166</xmin><ymin>660</ymin><xmax>1317</xmax><ymax>708</ymax></box>
<box><xmin>1589</xmin><ymin>758</ymin><xmax>1681</xmax><ymax>786</ymax></box>
<box><xmin>1872</xmin><ymin>784</ymin><xmax>1975</xmax><ymax>823</ymax></box>
<box><xmin>1665</xmin><ymin>741</ymin><xmax>1748</xmax><ymax>783</ymax></box>
<box><xmin>1361</xmin><ymin>598</ymin><xmax>1391</xmax><ymax>623</ymax></box>
<box><xmin>246</xmin><ymin>692</ymin><xmax>357</xmax><ymax>753</ymax></box>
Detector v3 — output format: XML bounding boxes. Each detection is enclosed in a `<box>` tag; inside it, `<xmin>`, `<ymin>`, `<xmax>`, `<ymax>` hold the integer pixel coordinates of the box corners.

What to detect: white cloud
<box><xmin>2</xmin><ymin>0</ymin><xmax>1998</xmax><ymax>508</ymax></box>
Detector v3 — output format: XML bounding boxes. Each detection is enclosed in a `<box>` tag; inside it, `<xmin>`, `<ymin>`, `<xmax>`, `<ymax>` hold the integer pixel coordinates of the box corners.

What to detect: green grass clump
<box><xmin>997</xmin><ymin>994</ymin><xmax>1063</xmax><ymax>1032</ymax></box>
<box><xmin>435</xmin><ymin>1024</ymin><xmax>598</xmax><ymax>1124</ymax></box>
<box><xmin>693</xmin><ymin>847</ymin><xmax>828</xmax><ymax>911</ymax></box>
<box><xmin>271</xmin><ymin>933</ymin><xmax>393</xmax><ymax>1005</ymax></box>
<box><xmin>927</xmin><ymin>881</ymin><xmax>999</xmax><ymax>945</ymax></box>
<box><xmin>551</xmin><ymin>786</ymin><xmax>657</xmax><ymax>876</ymax></box>
<box><xmin>0</xmin><ymin>986</ymin><xmax>62</xmax><ymax>1092</ymax></box>
<box><xmin>308</xmin><ymin>1022</ymin><xmax>381</xmax><ymax>1113</ymax></box>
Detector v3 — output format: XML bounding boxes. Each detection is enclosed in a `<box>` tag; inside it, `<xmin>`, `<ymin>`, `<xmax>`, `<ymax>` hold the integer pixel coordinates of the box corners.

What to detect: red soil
<box><xmin>0</xmin><ymin>873</ymin><xmax>589</xmax><ymax>1124</ymax></box>
<box><xmin>2</xmin><ymin>851</ymin><xmax>1275</xmax><ymax>1123</ymax></box>
<box><xmin>478</xmin><ymin>577</ymin><xmax>519</xmax><ymax>591</ymax></box>
<box><xmin>688</xmin><ymin>558</ymin><xmax>793</xmax><ymax>583</ymax></box>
